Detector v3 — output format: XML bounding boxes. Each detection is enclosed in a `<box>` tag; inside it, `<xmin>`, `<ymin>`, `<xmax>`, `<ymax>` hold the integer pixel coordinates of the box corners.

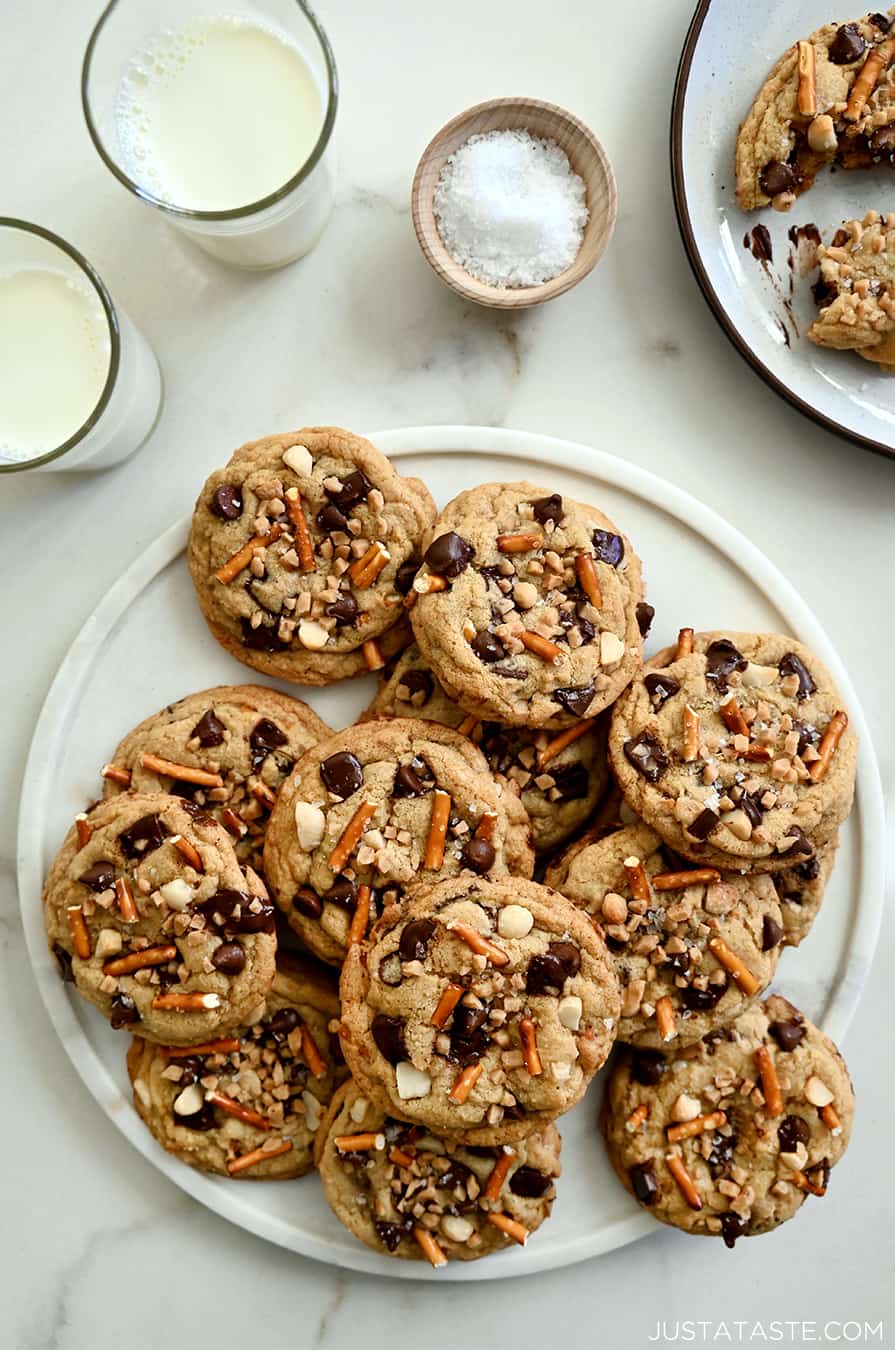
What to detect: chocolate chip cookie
<box><xmin>609</xmin><ymin>632</ymin><xmax>856</xmax><ymax>873</ymax></box>
<box><xmin>808</xmin><ymin>211</ymin><xmax>895</xmax><ymax>365</ymax></box>
<box><xmin>736</xmin><ymin>9</ymin><xmax>895</xmax><ymax>213</ymax></box>
<box><xmin>364</xmin><ymin>643</ymin><xmax>609</xmax><ymax>853</ymax></box>
<box><xmin>127</xmin><ymin>954</ymin><xmax>343</xmax><ymax>1178</ymax></box>
<box><xmin>315</xmin><ymin>1080</ymin><xmax>561</xmax><ymax>1266</ymax></box>
<box><xmin>545</xmin><ymin>822</ymin><xmax>784</xmax><ymax>1048</ymax></box>
<box><xmin>602</xmin><ymin>995</ymin><xmax>854</xmax><ymax>1244</ymax></box>
<box><xmin>43</xmin><ymin>794</ymin><xmax>276</xmax><ymax>1045</ymax></box>
<box><xmin>339</xmin><ymin>875</ymin><xmax>620</xmax><ymax>1145</ymax></box>
<box><xmin>188</xmin><ymin>428</ymin><xmax>436</xmax><ymax>686</ymax></box>
<box><xmin>409</xmin><ymin>482</ymin><xmax>645</xmax><ymax>729</ymax></box>
<box><xmin>264</xmin><ymin>719</ymin><xmax>534</xmax><ymax>967</ymax></box>
<box><xmin>102</xmin><ymin>684</ymin><xmax>330</xmax><ymax>875</ymax></box>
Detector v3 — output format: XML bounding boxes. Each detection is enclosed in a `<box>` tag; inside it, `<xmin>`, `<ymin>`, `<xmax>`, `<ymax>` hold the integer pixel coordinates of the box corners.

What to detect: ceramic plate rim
<box><xmin>17</xmin><ymin>425</ymin><xmax>885</xmax><ymax>1280</ymax></box>
<box><xmin>670</xmin><ymin>0</ymin><xmax>895</xmax><ymax>463</ymax></box>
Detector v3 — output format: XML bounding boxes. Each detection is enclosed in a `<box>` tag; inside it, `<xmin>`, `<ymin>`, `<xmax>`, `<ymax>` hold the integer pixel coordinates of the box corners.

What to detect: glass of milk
<box><xmin>0</xmin><ymin>219</ymin><xmax>162</xmax><ymax>474</ymax></box>
<box><xmin>82</xmin><ymin>1</ymin><xmax>338</xmax><ymax>270</ymax></box>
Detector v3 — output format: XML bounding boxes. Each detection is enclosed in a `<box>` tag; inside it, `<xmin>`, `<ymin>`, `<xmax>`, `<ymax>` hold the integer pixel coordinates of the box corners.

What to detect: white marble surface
<box><xmin>1</xmin><ymin>1</ymin><xmax>893</xmax><ymax>1347</ymax></box>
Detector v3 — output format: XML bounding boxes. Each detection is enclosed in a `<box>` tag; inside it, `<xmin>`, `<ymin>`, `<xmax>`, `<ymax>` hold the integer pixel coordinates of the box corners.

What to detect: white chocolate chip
<box><xmin>349</xmin><ymin>1095</ymin><xmax>369</xmax><ymax>1124</ymax></box>
<box><xmin>558</xmin><ymin>994</ymin><xmax>583</xmax><ymax>1031</ymax></box>
<box><xmin>94</xmin><ymin>928</ymin><xmax>123</xmax><ymax>960</ymax></box>
<box><xmin>497</xmin><ymin>904</ymin><xmax>534</xmax><ymax>939</ymax></box>
<box><xmin>294</xmin><ymin>800</ymin><xmax>326</xmax><ymax>850</ymax></box>
<box><xmin>741</xmin><ymin>662</ymin><xmax>776</xmax><ymax>688</ymax></box>
<box><xmin>670</xmin><ymin>1093</ymin><xmax>702</xmax><ymax>1123</ymax></box>
<box><xmin>298</xmin><ymin>619</ymin><xmax>329</xmax><ymax>651</ymax></box>
<box><xmin>807</xmin><ymin>113</ymin><xmax>837</xmax><ymax>154</ymax></box>
<box><xmin>282</xmin><ymin>443</ymin><xmax>313</xmax><ymax>476</ymax></box>
<box><xmin>395</xmin><ymin>1062</ymin><xmax>431</xmax><ymax>1099</ymax></box>
<box><xmin>160</xmin><ymin>878</ymin><xmax>194</xmax><ymax>912</ymax></box>
<box><xmin>173</xmin><ymin>1083</ymin><xmax>205</xmax><ymax>1116</ymax></box>
<box><xmin>599</xmin><ymin>631</ymin><xmax>625</xmax><ymax>666</ymax></box>
<box><xmin>805</xmin><ymin>1075</ymin><xmax>834</xmax><ymax>1107</ymax></box>
<box><xmin>513</xmin><ymin>582</ymin><xmax>538</xmax><ymax>610</ymax></box>
<box><xmin>551</xmin><ymin>1061</ymin><xmax>572</xmax><ymax>1082</ymax></box>
<box><xmin>134</xmin><ymin>1079</ymin><xmax>151</xmax><ymax>1109</ymax></box>
<box><xmin>441</xmin><ymin>1215</ymin><xmax>475</xmax><ymax>1242</ymax></box>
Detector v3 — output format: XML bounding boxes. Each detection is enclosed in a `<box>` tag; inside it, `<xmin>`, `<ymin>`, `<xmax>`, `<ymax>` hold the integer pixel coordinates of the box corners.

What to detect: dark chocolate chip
<box><xmin>269</xmin><ymin>1007</ymin><xmax>300</xmax><ymax>1039</ymax></box>
<box><xmin>530</xmin><ymin>493</ymin><xmax>564</xmax><ymax>526</ymax></box>
<box><xmin>509</xmin><ymin>1166</ymin><xmax>553</xmax><ymax>1198</ymax></box>
<box><xmin>779</xmin><ymin>828</ymin><xmax>814</xmax><ymax>860</ymax></box>
<box><xmin>210</xmin><ymin>484</ymin><xmax>243</xmax><ymax>520</ymax></box>
<box><xmin>424</xmin><ymin>532</ymin><xmax>475</xmax><ymax>579</ymax></box>
<box><xmin>326</xmin><ymin>878</ymin><xmax>358</xmax><ymax>910</ymax></box>
<box><xmin>740</xmin><ymin>791</ymin><xmax>765</xmax><ymax>828</ymax></box>
<box><xmin>769</xmin><ymin>1019</ymin><xmax>805</xmax><ymax>1052</ymax></box>
<box><xmin>680</xmin><ymin>980</ymin><xmax>727</xmax><ymax>1011</ymax></box>
<box><xmin>554</xmin><ymin>682</ymin><xmax>596</xmax><ymax>719</ymax></box>
<box><xmin>549</xmin><ymin>941</ymin><xmax>581</xmax><ymax>978</ymax></box>
<box><xmin>548</xmin><ymin>762</ymin><xmax>590</xmax><ymax>802</ymax></box>
<box><xmin>759</xmin><ymin>160</ymin><xmax>795</xmax><ymax>197</ymax></box>
<box><xmin>293</xmin><ymin>887</ymin><xmax>323</xmax><ymax>920</ymax></box>
<box><xmin>461</xmin><ymin>837</ymin><xmax>495</xmax><ymax>874</ymax></box>
<box><xmin>316</xmin><ymin>503</ymin><xmax>349</xmax><ymax>534</ymax></box>
<box><xmin>449</xmin><ymin>1005</ymin><xmax>489</xmax><ymax>1065</ymax></box>
<box><xmin>393</xmin><ymin>763</ymin><xmax>427</xmax><ymax>798</ymax></box>
<box><xmin>636</xmin><ymin>602</ymin><xmax>655</xmax><ymax>637</ymax></box>
<box><xmin>249</xmin><ymin>717</ymin><xmax>288</xmax><ymax>770</ymax></box>
<box><xmin>623</xmin><ymin>732</ymin><xmax>668</xmax><ymax>783</ymax></box>
<box><xmin>395</xmin><ymin>560</ymin><xmax>419</xmax><ymax>595</ymax></box>
<box><xmin>326</xmin><ymin>593</ymin><xmax>359</xmax><ymax>626</ymax></box>
<box><xmin>212</xmin><ymin>940</ymin><xmax>246</xmax><ymax>975</ymax></box>
<box><xmin>629</xmin><ymin>1161</ymin><xmax>659</xmax><ymax>1206</ymax></box>
<box><xmin>53</xmin><ymin>943</ymin><xmax>75</xmax><ymax>982</ymax></box>
<box><xmin>118</xmin><ymin>813</ymin><xmax>170</xmax><ymax>860</ymax></box>
<box><xmin>795</xmin><ymin>855</ymin><xmax>821</xmax><ymax>882</ymax></box>
<box><xmin>778</xmin><ymin>652</ymin><xmax>817</xmax><ymax>700</ymax></box>
<box><xmin>871</xmin><ymin>11</ymin><xmax>893</xmax><ymax>31</ymax></box>
<box><xmin>720</xmin><ymin>1212</ymin><xmax>747</xmax><ymax>1249</ymax></box>
<box><xmin>399</xmin><ymin>669</ymin><xmax>434</xmax><ymax>705</ymax></box>
<box><xmin>687</xmin><ymin>807</ymin><xmax>720</xmax><ymax>841</ymax></box>
<box><xmin>374</xmin><ymin>1221</ymin><xmax>407</xmax><ymax>1253</ymax></box>
<box><xmin>829</xmin><ymin>22</ymin><xmax>867</xmax><ymax>63</ymax></box>
<box><xmin>321</xmin><ymin>750</ymin><xmax>364</xmax><ymax>799</ymax></box>
<box><xmin>491</xmin><ymin>665</ymin><xmax>527</xmax><ymax>680</ymax></box>
<box><xmin>79</xmin><ymin>860</ymin><xmax>116</xmax><ymax>891</ymax></box>
<box><xmin>326</xmin><ymin>469</ymin><xmax>372</xmax><ymax>513</ymax></box>
<box><xmin>869</xmin><ymin>124</ymin><xmax>895</xmax><ymax>157</ymax></box>
<box><xmin>110</xmin><ymin>993</ymin><xmax>140</xmax><ymax>1028</ymax></box>
<box><xmin>372</xmin><ymin>1014</ymin><xmax>408</xmax><ymax>1065</ymax></box>
<box><xmin>762</xmin><ymin>915</ymin><xmax>783</xmax><ymax>951</ymax></box>
<box><xmin>631</xmin><ymin>1049</ymin><xmax>667</xmax><ymax>1086</ymax></box>
<box><xmin>179</xmin><ymin>1101</ymin><xmax>217</xmax><ymax>1131</ymax></box>
<box><xmin>240</xmin><ymin>618</ymin><xmax>289</xmax><ymax>652</ymax></box>
<box><xmin>440</xmin><ymin>1159</ymin><xmax>474</xmax><ymax>1190</ymax></box>
<box><xmin>191</xmin><ymin>708</ymin><xmax>226</xmax><ymax>748</ymax></box>
<box><xmin>526</xmin><ymin>953</ymin><xmax>567</xmax><ymax>996</ymax></box>
<box><xmin>644</xmin><ymin>672</ymin><xmax>680</xmax><ymax>708</ymax></box>
<box><xmin>704</xmin><ymin>640</ymin><xmax>748</xmax><ymax>692</ymax></box>
<box><xmin>196</xmin><ymin>888</ymin><xmax>276</xmax><ymax>935</ymax></box>
<box><xmin>398</xmin><ymin>918</ymin><xmax>436</xmax><ymax>962</ymax></box>
<box><xmin>591</xmin><ymin>529</ymin><xmax>624</xmax><ymax>566</ymax></box>
<box><xmin>471</xmin><ymin>630</ymin><xmax>507</xmax><ymax>664</ymax></box>
<box><xmin>778</xmin><ymin>1115</ymin><xmax>811</xmax><ymax>1153</ymax></box>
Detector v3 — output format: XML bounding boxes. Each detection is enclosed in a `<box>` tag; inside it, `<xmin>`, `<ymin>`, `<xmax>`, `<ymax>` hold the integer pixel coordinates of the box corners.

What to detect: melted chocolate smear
<box><xmin>746</xmin><ymin>224</ymin><xmax>773</xmax><ymax>263</ymax></box>
<box><xmin>509</xmin><ymin>1167</ymin><xmax>553</xmax><ymax>1198</ymax></box>
<box><xmin>554</xmin><ymin>683</ymin><xmax>596</xmax><ymax>719</ymax></box>
<box><xmin>79</xmin><ymin>860</ymin><xmax>116</xmax><ymax>891</ymax></box>
<box><xmin>623</xmin><ymin>732</ymin><xmax>668</xmax><ymax>783</ymax></box>
<box><xmin>53</xmin><ymin>944</ymin><xmax>74</xmax><ymax>982</ymax></box>
<box><xmin>531</xmin><ymin>494</ymin><xmax>564</xmax><ymax>526</ymax></box>
<box><xmin>629</xmin><ymin>1161</ymin><xmax>659</xmax><ymax>1206</ymax></box>
<box><xmin>704</xmin><ymin>640</ymin><xmax>747</xmax><ymax>692</ymax></box>
<box><xmin>210</xmin><ymin>485</ymin><xmax>243</xmax><ymax>520</ymax></box>
<box><xmin>491</xmin><ymin>665</ymin><xmax>527</xmax><ymax>681</ymax></box>
<box><xmin>371</xmin><ymin>1014</ymin><xmax>408</xmax><ymax>1065</ymax></box>
<box><xmin>779</xmin><ymin>651</ymin><xmax>816</xmax><ymax>700</ymax></box>
<box><xmin>320</xmin><ymin>750</ymin><xmax>364</xmax><ymax>799</ymax></box>
<box><xmin>812</xmin><ymin>276</ymin><xmax>839</xmax><ymax>308</ymax></box>
<box><xmin>398</xmin><ymin>918</ymin><xmax>436</xmax><ymax>962</ymax></box>
<box><xmin>644</xmin><ymin>672</ymin><xmax>680</xmax><ymax>708</ymax></box>
<box><xmin>197</xmin><ymin>888</ymin><xmax>276</xmax><ymax>935</ymax></box>
<box><xmin>423</xmin><ymin>532</ymin><xmax>474</xmax><ymax>579</ymax></box>
<box><xmin>720</xmin><ymin>1212</ymin><xmax>747</xmax><ymax>1249</ymax></box>
<box><xmin>250</xmin><ymin>718</ymin><xmax>288</xmax><ymax>770</ymax></box>
<box><xmin>119</xmin><ymin>813</ymin><xmax>170</xmax><ymax>860</ymax></box>
<box><xmin>636</xmin><ymin>602</ymin><xmax>655</xmax><ymax>638</ymax></box>
<box><xmin>191</xmin><ymin>708</ymin><xmax>226</xmax><ymax>748</ymax></box>
<box><xmin>591</xmin><ymin>529</ymin><xmax>624</xmax><ymax>566</ymax></box>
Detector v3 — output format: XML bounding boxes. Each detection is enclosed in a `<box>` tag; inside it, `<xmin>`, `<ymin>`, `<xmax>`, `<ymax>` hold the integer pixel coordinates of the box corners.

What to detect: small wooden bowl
<box><xmin>411</xmin><ymin>97</ymin><xmax>617</xmax><ymax>310</ymax></box>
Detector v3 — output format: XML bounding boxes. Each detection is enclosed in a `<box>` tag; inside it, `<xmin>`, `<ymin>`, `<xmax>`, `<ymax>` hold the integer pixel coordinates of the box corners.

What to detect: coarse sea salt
<box><xmin>433</xmin><ymin>129</ymin><xmax>588</xmax><ymax>288</ymax></box>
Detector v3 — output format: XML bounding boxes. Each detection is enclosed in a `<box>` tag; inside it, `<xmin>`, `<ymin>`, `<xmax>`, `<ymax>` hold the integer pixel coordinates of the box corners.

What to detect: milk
<box><xmin>0</xmin><ymin>269</ymin><xmax>111</xmax><ymax>463</ymax></box>
<box><xmin>113</xmin><ymin>15</ymin><xmax>334</xmax><ymax>267</ymax></box>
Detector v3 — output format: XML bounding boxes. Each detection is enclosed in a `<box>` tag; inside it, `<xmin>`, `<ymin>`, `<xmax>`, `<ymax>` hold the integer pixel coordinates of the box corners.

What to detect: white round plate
<box><xmin>673</xmin><ymin>0</ymin><xmax>895</xmax><ymax>461</ymax></box>
<box><xmin>18</xmin><ymin>426</ymin><xmax>884</xmax><ymax>1280</ymax></box>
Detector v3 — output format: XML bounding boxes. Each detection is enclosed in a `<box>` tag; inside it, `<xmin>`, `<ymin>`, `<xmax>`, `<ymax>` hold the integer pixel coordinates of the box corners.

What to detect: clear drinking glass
<box><xmin>82</xmin><ymin>0</ymin><xmax>339</xmax><ymax>270</ymax></box>
<box><xmin>0</xmin><ymin>219</ymin><xmax>162</xmax><ymax>474</ymax></box>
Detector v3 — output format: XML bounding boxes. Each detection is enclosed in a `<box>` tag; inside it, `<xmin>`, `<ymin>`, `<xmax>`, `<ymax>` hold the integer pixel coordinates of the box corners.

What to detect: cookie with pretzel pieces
<box><xmin>736</xmin><ymin>8</ymin><xmax>895</xmax><ymax>213</ymax></box>
<box><xmin>102</xmin><ymin>684</ymin><xmax>330</xmax><ymax>876</ymax></box>
<box><xmin>363</xmin><ymin>642</ymin><xmax>609</xmax><ymax>853</ymax></box>
<box><xmin>315</xmin><ymin>1079</ymin><xmax>561</xmax><ymax>1266</ymax></box>
<box><xmin>408</xmin><ymin>482</ymin><xmax>646</xmax><ymax>729</ymax></box>
<box><xmin>263</xmin><ymin>718</ymin><xmax>534</xmax><ymax>967</ymax></box>
<box><xmin>43</xmin><ymin>793</ymin><xmax>276</xmax><ymax>1045</ymax></box>
<box><xmin>601</xmin><ymin>995</ymin><xmax>854</xmax><ymax>1244</ymax></box>
<box><xmin>127</xmin><ymin>954</ymin><xmax>344</xmax><ymax>1179</ymax></box>
<box><xmin>339</xmin><ymin>874</ymin><xmax>620</xmax><ymax>1146</ymax></box>
<box><xmin>807</xmin><ymin>211</ymin><xmax>895</xmax><ymax>366</ymax></box>
<box><xmin>188</xmin><ymin>428</ymin><xmax>435</xmax><ymax>686</ymax></box>
<box><xmin>545</xmin><ymin>821</ymin><xmax>784</xmax><ymax>1048</ymax></box>
<box><xmin>608</xmin><ymin>631</ymin><xmax>856</xmax><ymax>873</ymax></box>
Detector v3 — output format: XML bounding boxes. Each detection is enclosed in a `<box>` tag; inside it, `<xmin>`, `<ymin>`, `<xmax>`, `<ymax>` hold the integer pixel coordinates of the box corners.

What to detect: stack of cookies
<box><xmin>42</xmin><ymin>427</ymin><xmax>858</xmax><ymax>1268</ymax></box>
